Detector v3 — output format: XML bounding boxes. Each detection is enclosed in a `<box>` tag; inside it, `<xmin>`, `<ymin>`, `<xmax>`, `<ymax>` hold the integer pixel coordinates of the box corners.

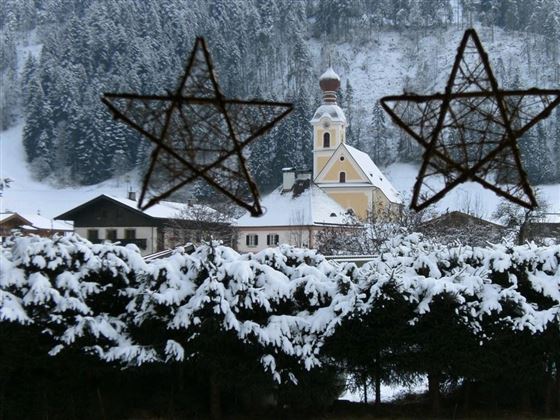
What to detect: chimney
<box><xmin>128</xmin><ymin>190</ymin><xmax>136</xmax><ymax>201</ymax></box>
<box><xmin>282</xmin><ymin>167</ymin><xmax>295</xmax><ymax>192</ymax></box>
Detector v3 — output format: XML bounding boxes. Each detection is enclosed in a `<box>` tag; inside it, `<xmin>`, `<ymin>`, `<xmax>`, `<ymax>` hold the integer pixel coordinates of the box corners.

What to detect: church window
<box><xmin>246</xmin><ymin>234</ymin><xmax>258</xmax><ymax>247</ymax></box>
<box><xmin>339</xmin><ymin>171</ymin><xmax>346</xmax><ymax>183</ymax></box>
<box><xmin>340</xmin><ymin>156</ymin><xmax>345</xmax><ymax>161</ymax></box>
<box><xmin>323</xmin><ymin>132</ymin><xmax>330</xmax><ymax>148</ymax></box>
<box><xmin>266</xmin><ymin>233</ymin><xmax>279</xmax><ymax>246</ymax></box>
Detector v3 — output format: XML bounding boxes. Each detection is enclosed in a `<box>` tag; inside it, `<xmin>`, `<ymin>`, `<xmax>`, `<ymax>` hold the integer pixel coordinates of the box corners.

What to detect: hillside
<box><xmin>0</xmin><ymin>0</ymin><xmax>559</xmax><ymax>218</ymax></box>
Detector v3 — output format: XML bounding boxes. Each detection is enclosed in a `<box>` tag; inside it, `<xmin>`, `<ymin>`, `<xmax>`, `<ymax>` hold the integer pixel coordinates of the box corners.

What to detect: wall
<box><xmin>236</xmin><ymin>226</ymin><xmax>314</xmax><ymax>253</ymax></box>
<box><xmin>75</xmin><ymin>226</ymin><xmax>158</xmax><ymax>256</ymax></box>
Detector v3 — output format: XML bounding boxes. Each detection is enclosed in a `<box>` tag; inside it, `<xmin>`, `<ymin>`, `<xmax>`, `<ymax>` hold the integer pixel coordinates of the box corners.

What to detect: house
<box><xmin>236</xmin><ymin>169</ymin><xmax>355</xmax><ymax>252</ymax></box>
<box><xmin>55</xmin><ymin>193</ymin><xmax>230</xmax><ymax>255</ymax></box>
<box><xmin>521</xmin><ymin>213</ymin><xmax>560</xmax><ymax>243</ymax></box>
<box><xmin>0</xmin><ymin>212</ymin><xmax>73</xmax><ymax>241</ymax></box>
<box><xmin>418</xmin><ymin>211</ymin><xmax>507</xmax><ymax>246</ymax></box>
<box><xmin>236</xmin><ymin>67</ymin><xmax>402</xmax><ymax>252</ymax></box>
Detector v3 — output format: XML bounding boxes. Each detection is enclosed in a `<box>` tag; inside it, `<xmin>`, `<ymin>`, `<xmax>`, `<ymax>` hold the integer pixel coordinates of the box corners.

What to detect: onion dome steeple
<box><xmin>319</xmin><ymin>67</ymin><xmax>341</xmax><ymax>104</ymax></box>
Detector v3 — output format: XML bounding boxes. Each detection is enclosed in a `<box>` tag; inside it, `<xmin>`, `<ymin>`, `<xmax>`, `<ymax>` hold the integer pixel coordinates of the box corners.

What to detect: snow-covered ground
<box><xmin>340</xmin><ymin>379</ymin><xmax>428</xmax><ymax>403</ymax></box>
<box><xmin>0</xmin><ymin>123</ymin><xmax>135</xmax><ymax>218</ymax></box>
<box><xmin>385</xmin><ymin>162</ymin><xmax>560</xmax><ymax>220</ymax></box>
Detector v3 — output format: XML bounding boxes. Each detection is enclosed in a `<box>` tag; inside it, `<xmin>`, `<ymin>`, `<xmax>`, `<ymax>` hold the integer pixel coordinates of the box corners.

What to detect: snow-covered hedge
<box><xmin>1</xmin><ymin>233</ymin><xmax>559</xmax><ymax>386</ymax></box>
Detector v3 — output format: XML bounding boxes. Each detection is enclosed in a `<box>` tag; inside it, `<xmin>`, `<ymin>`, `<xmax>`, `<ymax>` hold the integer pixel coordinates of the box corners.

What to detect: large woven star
<box><xmin>102</xmin><ymin>37</ymin><xmax>292</xmax><ymax>216</ymax></box>
<box><xmin>380</xmin><ymin>29</ymin><xmax>560</xmax><ymax>211</ymax></box>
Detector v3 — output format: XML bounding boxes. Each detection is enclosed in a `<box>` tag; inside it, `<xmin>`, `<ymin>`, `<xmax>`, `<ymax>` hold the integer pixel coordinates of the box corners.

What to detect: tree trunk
<box><xmin>462</xmin><ymin>380</ymin><xmax>471</xmax><ymax>413</ymax></box>
<box><xmin>428</xmin><ymin>371</ymin><xmax>441</xmax><ymax>416</ymax></box>
<box><xmin>209</xmin><ymin>370</ymin><xmax>221</xmax><ymax>420</ymax></box>
<box><xmin>96</xmin><ymin>387</ymin><xmax>107</xmax><ymax>420</ymax></box>
<box><xmin>520</xmin><ymin>388</ymin><xmax>531</xmax><ymax>413</ymax></box>
<box><xmin>374</xmin><ymin>360</ymin><xmax>381</xmax><ymax>406</ymax></box>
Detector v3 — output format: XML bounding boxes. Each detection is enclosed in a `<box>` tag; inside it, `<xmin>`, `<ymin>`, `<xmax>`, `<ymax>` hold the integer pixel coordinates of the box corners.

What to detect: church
<box><xmin>236</xmin><ymin>68</ymin><xmax>402</xmax><ymax>253</ymax></box>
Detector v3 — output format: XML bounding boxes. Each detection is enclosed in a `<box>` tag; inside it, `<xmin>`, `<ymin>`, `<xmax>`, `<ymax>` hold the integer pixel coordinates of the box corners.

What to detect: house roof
<box><xmin>236</xmin><ymin>182</ymin><xmax>353</xmax><ymax>228</ymax></box>
<box><xmin>420</xmin><ymin>211</ymin><xmax>505</xmax><ymax>229</ymax></box>
<box><xmin>56</xmin><ymin>194</ymin><xmax>218</xmax><ymax>222</ymax></box>
<box><xmin>0</xmin><ymin>212</ymin><xmax>73</xmax><ymax>231</ymax></box>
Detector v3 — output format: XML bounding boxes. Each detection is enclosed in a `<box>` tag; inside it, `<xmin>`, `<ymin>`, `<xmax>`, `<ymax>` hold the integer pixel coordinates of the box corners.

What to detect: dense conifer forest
<box><xmin>1</xmin><ymin>0</ymin><xmax>559</xmax><ymax>194</ymax></box>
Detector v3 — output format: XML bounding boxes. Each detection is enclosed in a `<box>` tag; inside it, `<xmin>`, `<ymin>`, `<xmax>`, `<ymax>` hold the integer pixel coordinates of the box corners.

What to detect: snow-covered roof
<box><xmin>345</xmin><ymin>145</ymin><xmax>402</xmax><ymax>204</ymax></box>
<box><xmin>529</xmin><ymin>213</ymin><xmax>560</xmax><ymax>224</ymax></box>
<box><xmin>310</xmin><ymin>104</ymin><xmax>347</xmax><ymax>124</ymax></box>
<box><xmin>0</xmin><ymin>213</ymin><xmax>20</xmax><ymax>223</ymax></box>
<box><xmin>20</xmin><ymin>213</ymin><xmax>74</xmax><ymax>231</ymax></box>
<box><xmin>106</xmin><ymin>195</ymin><xmax>217</xmax><ymax>220</ymax></box>
<box><xmin>236</xmin><ymin>183</ymin><xmax>352</xmax><ymax>227</ymax></box>
<box><xmin>0</xmin><ymin>212</ymin><xmax>73</xmax><ymax>231</ymax></box>
<box><xmin>319</xmin><ymin>67</ymin><xmax>340</xmax><ymax>81</ymax></box>
<box><xmin>56</xmin><ymin>194</ymin><xmax>221</xmax><ymax>222</ymax></box>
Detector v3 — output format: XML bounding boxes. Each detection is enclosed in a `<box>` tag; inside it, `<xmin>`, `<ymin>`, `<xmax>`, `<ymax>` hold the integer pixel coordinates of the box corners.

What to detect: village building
<box><xmin>0</xmin><ymin>212</ymin><xmax>73</xmax><ymax>242</ymax></box>
<box><xmin>55</xmin><ymin>193</ymin><xmax>230</xmax><ymax>256</ymax></box>
<box><xmin>520</xmin><ymin>213</ymin><xmax>560</xmax><ymax>243</ymax></box>
<box><xmin>418</xmin><ymin>210</ymin><xmax>507</xmax><ymax>246</ymax></box>
<box><xmin>236</xmin><ymin>67</ymin><xmax>402</xmax><ymax>252</ymax></box>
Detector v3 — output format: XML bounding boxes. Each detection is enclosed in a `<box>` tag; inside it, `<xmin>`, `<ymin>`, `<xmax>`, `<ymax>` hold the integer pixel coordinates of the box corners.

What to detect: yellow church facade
<box><xmin>311</xmin><ymin>67</ymin><xmax>402</xmax><ymax>220</ymax></box>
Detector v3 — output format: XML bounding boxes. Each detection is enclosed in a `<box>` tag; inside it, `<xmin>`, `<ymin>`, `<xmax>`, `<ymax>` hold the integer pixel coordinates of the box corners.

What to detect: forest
<box><xmin>1</xmin><ymin>0</ymin><xmax>560</xmax><ymax>196</ymax></box>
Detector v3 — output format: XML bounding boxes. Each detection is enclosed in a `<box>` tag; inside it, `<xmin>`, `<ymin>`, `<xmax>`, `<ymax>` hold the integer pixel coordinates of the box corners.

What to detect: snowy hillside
<box><xmin>2</xmin><ymin>119</ymin><xmax>558</xmax><ymax>219</ymax></box>
<box><xmin>0</xmin><ymin>123</ymin><xmax>134</xmax><ymax>218</ymax></box>
<box><xmin>1</xmin><ymin>0</ymin><xmax>559</xmax><ymax>219</ymax></box>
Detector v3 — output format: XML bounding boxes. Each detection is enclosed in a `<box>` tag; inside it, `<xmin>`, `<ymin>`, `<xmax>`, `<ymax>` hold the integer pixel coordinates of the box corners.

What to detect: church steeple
<box><xmin>311</xmin><ymin>67</ymin><xmax>347</xmax><ymax>180</ymax></box>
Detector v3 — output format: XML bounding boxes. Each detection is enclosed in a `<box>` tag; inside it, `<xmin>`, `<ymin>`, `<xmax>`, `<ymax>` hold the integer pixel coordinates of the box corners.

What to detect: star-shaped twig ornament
<box><xmin>102</xmin><ymin>37</ymin><xmax>293</xmax><ymax>216</ymax></box>
<box><xmin>380</xmin><ymin>29</ymin><xmax>560</xmax><ymax>211</ymax></box>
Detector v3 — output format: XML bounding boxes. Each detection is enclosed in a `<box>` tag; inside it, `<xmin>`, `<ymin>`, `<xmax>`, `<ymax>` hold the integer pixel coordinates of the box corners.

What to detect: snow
<box><xmin>236</xmin><ymin>184</ymin><xmax>351</xmax><ymax>227</ymax></box>
<box><xmin>340</xmin><ymin>378</ymin><xmax>428</xmax><ymax>403</ymax></box>
<box><xmin>385</xmin><ymin>162</ymin><xmax>560</xmax><ymax>219</ymax></box>
<box><xmin>345</xmin><ymin>145</ymin><xmax>402</xmax><ymax>204</ymax></box>
<box><xmin>18</xmin><ymin>213</ymin><xmax>72</xmax><ymax>231</ymax></box>
<box><xmin>319</xmin><ymin>67</ymin><xmax>340</xmax><ymax>81</ymax></box>
<box><xmin>2</xmin><ymin>233</ymin><xmax>560</xmax><ymax>382</ymax></box>
<box><xmin>310</xmin><ymin>104</ymin><xmax>347</xmax><ymax>123</ymax></box>
<box><xmin>0</xmin><ymin>124</ymin><xmax>139</xmax><ymax>219</ymax></box>
<box><xmin>105</xmin><ymin>194</ymin><xmax>217</xmax><ymax>220</ymax></box>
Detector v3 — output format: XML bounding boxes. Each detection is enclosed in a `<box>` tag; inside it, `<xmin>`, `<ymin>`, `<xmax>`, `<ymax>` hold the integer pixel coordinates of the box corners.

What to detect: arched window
<box><xmin>339</xmin><ymin>171</ymin><xmax>346</xmax><ymax>183</ymax></box>
<box><xmin>323</xmin><ymin>132</ymin><xmax>330</xmax><ymax>148</ymax></box>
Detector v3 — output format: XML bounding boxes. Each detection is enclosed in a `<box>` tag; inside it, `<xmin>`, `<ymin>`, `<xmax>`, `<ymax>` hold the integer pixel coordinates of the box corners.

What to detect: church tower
<box><xmin>311</xmin><ymin>67</ymin><xmax>347</xmax><ymax>180</ymax></box>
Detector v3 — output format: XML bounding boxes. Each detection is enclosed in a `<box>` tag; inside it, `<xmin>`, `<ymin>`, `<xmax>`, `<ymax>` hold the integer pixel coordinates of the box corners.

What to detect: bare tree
<box><xmin>164</xmin><ymin>200</ymin><xmax>236</xmax><ymax>249</ymax></box>
<box><xmin>289</xmin><ymin>209</ymin><xmax>308</xmax><ymax>247</ymax></box>
<box><xmin>492</xmin><ymin>188</ymin><xmax>550</xmax><ymax>244</ymax></box>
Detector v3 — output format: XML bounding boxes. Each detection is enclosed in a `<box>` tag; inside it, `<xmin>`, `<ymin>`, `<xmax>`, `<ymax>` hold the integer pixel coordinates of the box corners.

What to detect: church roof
<box><xmin>236</xmin><ymin>183</ymin><xmax>352</xmax><ymax>227</ymax></box>
<box><xmin>310</xmin><ymin>104</ymin><xmax>347</xmax><ymax>124</ymax></box>
<box><xmin>345</xmin><ymin>145</ymin><xmax>402</xmax><ymax>204</ymax></box>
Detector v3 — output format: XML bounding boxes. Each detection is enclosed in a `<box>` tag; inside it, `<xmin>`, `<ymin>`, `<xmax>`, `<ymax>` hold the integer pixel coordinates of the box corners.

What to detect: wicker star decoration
<box><xmin>380</xmin><ymin>29</ymin><xmax>560</xmax><ymax>211</ymax></box>
<box><xmin>102</xmin><ymin>37</ymin><xmax>293</xmax><ymax>216</ymax></box>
